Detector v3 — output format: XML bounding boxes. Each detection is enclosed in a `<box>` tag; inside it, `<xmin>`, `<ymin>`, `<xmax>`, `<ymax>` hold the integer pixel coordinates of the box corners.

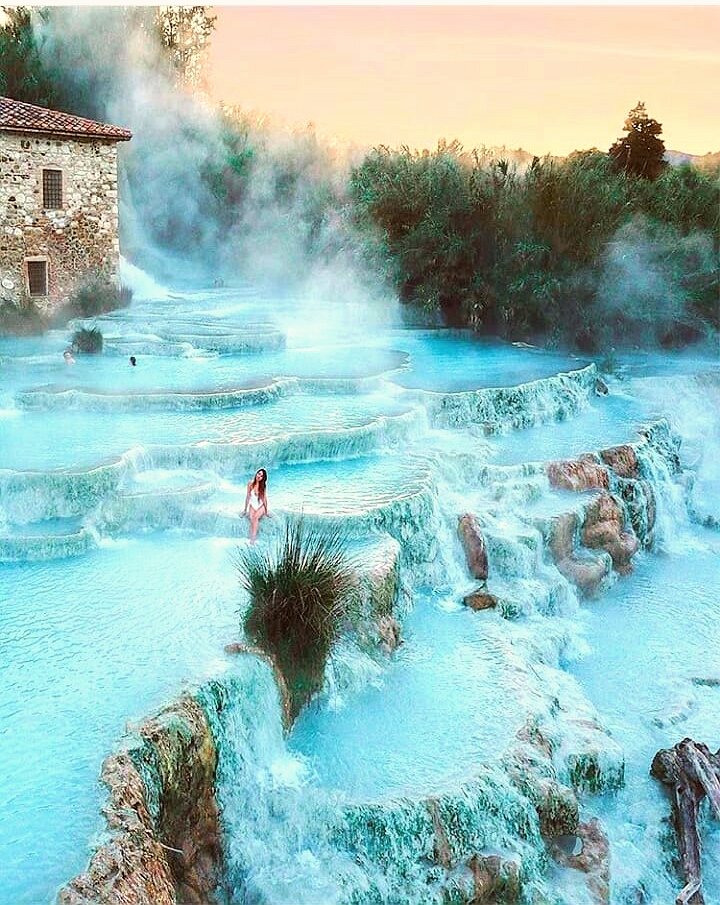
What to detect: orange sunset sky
<box><xmin>208</xmin><ymin>5</ymin><xmax>720</xmax><ymax>156</ymax></box>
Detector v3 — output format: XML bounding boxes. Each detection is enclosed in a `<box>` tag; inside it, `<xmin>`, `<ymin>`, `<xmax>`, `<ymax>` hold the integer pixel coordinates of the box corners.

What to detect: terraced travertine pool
<box><xmin>571</xmin><ymin>525</ymin><xmax>720</xmax><ymax>903</ymax></box>
<box><xmin>0</xmin><ymin>280</ymin><xmax>718</xmax><ymax>904</ymax></box>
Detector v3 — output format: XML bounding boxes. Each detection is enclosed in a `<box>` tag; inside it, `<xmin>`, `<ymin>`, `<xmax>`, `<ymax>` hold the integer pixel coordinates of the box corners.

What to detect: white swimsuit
<box><xmin>248</xmin><ymin>489</ymin><xmax>265</xmax><ymax>513</ymax></box>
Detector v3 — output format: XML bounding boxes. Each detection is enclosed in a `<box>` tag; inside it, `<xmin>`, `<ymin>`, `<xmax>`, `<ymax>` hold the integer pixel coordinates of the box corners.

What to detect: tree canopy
<box><xmin>351</xmin><ymin>141</ymin><xmax>718</xmax><ymax>348</ymax></box>
<box><xmin>155</xmin><ymin>6</ymin><xmax>216</xmax><ymax>89</ymax></box>
<box><xmin>609</xmin><ymin>101</ymin><xmax>667</xmax><ymax>180</ymax></box>
<box><xmin>0</xmin><ymin>7</ymin><xmax>58</xmax><ymax>107</ymax></box>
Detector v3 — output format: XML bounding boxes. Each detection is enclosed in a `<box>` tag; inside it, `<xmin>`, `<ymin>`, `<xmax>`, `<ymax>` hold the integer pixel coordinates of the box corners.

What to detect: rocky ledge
<box><xmin>336</xmin><ymin>692</ymin><xmax>620</xmax><ymax>905</ymax></box>
<box><xmin>60</xmin><ymin>533</ymin><xmax>405</xmax><ymax>904</ymax></box>
<box><xmin>541</xmin><ymin>431</ymin><xmax>676</xmax><ymax>596</ymax></box>
<box><xmin>456</xmin><ymin>425</ymin><xmax>681</xmax><ymax>605</ymax></box>
<box><xmin>57</xmin><ymin>695</ymin><xmax>222</xmax><ymax>905</ymax></box>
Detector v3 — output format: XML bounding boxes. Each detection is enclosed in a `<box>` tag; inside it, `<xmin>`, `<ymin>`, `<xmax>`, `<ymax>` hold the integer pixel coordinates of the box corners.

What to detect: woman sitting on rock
<box><xmin>243</xmin><ymin>468</ymin><xmax>269</xmax><ymax>543</ymax></box>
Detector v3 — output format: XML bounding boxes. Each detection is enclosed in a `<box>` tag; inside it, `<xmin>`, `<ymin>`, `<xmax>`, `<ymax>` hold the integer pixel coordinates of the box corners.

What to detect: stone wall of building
<box><xmin>0</xmin><ymin>130</ymin><xmax>122</xmax><ymax>313</ymax></box>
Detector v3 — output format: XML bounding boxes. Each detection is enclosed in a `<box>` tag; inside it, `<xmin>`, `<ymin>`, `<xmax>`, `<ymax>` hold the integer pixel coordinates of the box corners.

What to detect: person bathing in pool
<box><xmin>243</xmin><ymin>468</ymin><xmax>269</xmax><ymax>543</ymax></box>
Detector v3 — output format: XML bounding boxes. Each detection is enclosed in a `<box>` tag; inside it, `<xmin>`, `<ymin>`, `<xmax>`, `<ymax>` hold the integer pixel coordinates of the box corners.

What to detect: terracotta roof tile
<box><xmin>0</xmin><ymin>96</ymin><xmax>132</xmax><ymax>141</ymax></box>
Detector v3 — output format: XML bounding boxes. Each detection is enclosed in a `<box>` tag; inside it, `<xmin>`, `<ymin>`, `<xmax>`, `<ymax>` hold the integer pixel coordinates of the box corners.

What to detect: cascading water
<box><xmin>567</xmin><ymin>374</ymin><xmax>720</xmax><ymax>904</ymax></box>
<box><xmin>0</xmin><ymin>277</ymin><xmax>718</xmax><ymax>905</ymax></box>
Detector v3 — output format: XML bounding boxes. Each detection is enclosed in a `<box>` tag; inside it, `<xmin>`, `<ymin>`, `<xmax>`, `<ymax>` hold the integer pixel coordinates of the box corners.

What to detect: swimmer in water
<box><xmin>63</xmin><ymin>350</ymin><xmax>76</xmax><ymax>365</ymax></box>
<box><xmin>129</xmin><ymin>356</ymin><xmax>136</xmax><ymax>366</ymax></box>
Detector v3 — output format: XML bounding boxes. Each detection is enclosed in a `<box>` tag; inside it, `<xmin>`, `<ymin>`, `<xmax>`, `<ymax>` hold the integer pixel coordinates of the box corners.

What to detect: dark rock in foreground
<box><xmin>651</xmin><ymin>738</ymin><xmax>720</xmax><ymax>905</ymax></box>
<box><xmin>463</xmin><ymin>587</ymin><xmax>498</xmax><ymax>610</ymax></box>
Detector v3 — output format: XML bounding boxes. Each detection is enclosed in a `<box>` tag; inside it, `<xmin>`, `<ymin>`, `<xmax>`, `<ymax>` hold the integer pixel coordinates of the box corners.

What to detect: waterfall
<box><xmin>204</xmin><ymin>660</ymin><xmax>554</xmax><ymax>905</ymax></box>
<box><xmin>200</xmin><ymin>659</ymin><xmax>364</xmax><ymax>905</ymax></box>
<box><xmin>118</xmin><ymin>255</ymin><xmax>169</xmax><ymax>300</ymax></box>
<box><xmin>202</xmin><ymin>420</ymin><xmax>668</xmax><ymax>905</ymax></box>
<box><xmin>202</xmin><ymin>409</ymin><xmax>703</xmax><ymax>905</ymax></box>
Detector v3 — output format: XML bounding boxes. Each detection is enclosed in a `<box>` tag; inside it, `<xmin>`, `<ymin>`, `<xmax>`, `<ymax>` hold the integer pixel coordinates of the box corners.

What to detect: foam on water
<box><xmin>571</xmin><ymin>529</ymin><xmax>720</xmax><ymax>903</ymax></box>
<box><xmin>0</xmin><ymin>394</ymin><xmax>416</xmax><ymax>470</ymax></box>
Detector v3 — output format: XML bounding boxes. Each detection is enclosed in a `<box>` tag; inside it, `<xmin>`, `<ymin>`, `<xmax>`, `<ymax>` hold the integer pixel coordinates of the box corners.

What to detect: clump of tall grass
<box><xmin>71</xmin><ymin>326</ymin><xmax>103</xmax><ymax>353</ymax></box>
<box><xmin>235</xmin><ymin>520</ymin><xmax>357</xmax><ymax>719</ymax></box>
<box><xmin>0</xmin><ymin>300</ymin><xmax>44</xmax><ymax>335</ymax></box>
<box><xmin>69</xmin><ymin>272</ymin><xmax>133</xmax><ymax>317</ymax></box>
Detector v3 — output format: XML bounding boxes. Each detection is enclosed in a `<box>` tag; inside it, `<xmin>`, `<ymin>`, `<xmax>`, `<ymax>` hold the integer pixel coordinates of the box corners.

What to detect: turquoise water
<box><xmin>382</xmin><ymin>331</ymin><xmax>590</xmax><ymax>392</ymax></box>
<box><xmin>289</xmin><ymin>594</ymin><xmax>534</xmax><ymax>800</ymax></box>
<box><xmin>486</xmin><ymin>390</ymin><xmax>649</xmax><ymax>465</ymax></box>
<box><xmin>0</xmin><ymin>339</ymin><xmax>405</xmax><ymax>393</ymax></box>
<box><xmin>229</xmin><ymin>454</ymin><xmax>434</xmax><ymax>517</ymax></box>
<box><xmin>0</xmin><ymin>535</ymin><xmax>237</xmax><ymax>904</ymax></box>
<box><xmin>1</xmin><ymin>279</ymin><xmax>719</xmax><ymax>903</ymax></box>
<box><xmin>0</xmin><ymin>395</ymin><xmax>413</xmax><ymax>470</ymax></box>
<box><xmin>570</xmin><ymin>529</ymin><xmax>720</xmax><ymax>903</ymax></box>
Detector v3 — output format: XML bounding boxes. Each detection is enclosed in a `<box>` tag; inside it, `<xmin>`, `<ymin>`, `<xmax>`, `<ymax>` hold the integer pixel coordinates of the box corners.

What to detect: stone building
<box><xmin>0</xmin><ymin>96</ymin><xmax>132</xmax><ymax>313</ymax></box>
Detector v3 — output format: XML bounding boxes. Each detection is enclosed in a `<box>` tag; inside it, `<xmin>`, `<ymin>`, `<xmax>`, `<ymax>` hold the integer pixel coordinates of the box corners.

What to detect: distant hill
<box><xmin>477</xmin><ymin>147</ymin><xmax>720</xmax><ymax>172</ymax></box>
<box><xmin>665</xmin><ymin>149</ymin><xmax>720</xmax><ymax>170</ymax></box>
<box><xmin>413</xmin><ymin>143</ymin><xmax>719</xmax><ymax>173</ymax></box>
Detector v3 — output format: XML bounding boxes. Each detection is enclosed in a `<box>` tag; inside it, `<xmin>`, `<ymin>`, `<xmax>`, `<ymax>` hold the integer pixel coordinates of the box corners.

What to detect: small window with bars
<box><xmin>42</xmin><ymin>169</ymin><xmax>63</xmax><ymax>209</ymax></box>
<box><xmin>27</xmin><ymin>260</ymin><xmax>48</xmax><ymax>297</ymax></box>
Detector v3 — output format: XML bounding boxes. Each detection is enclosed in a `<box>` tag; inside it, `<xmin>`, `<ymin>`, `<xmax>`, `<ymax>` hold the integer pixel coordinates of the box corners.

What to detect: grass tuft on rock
<box><xmin>235</xmin><ymin>519</ymin><xmax>357</xmax><ymax>719</ymax></box>
<box><xmin>0</xmin><ymin>300</ymin><xmax>45</xmax><ymax>335</ymax></box>
<box><xmin>71</xmin><ymin>326</ymin><xmax>103</xmax><ymax>353</ymax></box>
<box><xmin>69</xmin><ymin>272</ymin><xmax>133</xmax><ymax>317</ymax></box>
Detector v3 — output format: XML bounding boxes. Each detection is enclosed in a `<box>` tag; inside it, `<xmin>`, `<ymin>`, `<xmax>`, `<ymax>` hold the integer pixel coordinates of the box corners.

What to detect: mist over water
<box><xmin>597</xmin><ymin>216</ymin><xmax>718</xmax><ymax>345</ymax></box>
<box><xmin>29</xmin><ymin>8</ymin><xmax>719</xmax><ymax>355</ymax></box>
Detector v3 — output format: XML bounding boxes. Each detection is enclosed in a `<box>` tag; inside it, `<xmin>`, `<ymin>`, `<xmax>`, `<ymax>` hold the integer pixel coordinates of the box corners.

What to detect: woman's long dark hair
<box><xmin>253</xmin><ymin>468</ymin><xmax>268</xmax><ymax>504</ymax></box>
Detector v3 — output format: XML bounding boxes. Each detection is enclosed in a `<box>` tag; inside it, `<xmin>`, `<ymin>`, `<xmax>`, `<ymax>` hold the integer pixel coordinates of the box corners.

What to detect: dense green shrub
<box><xmin>350</xmin><ymin>142</ymin><xmax>497</xmax><ymax>324</ymax></box>
<box><xmin>68</xmin><ymin>275</ymin><xmax>133</xmax><ymax>318</ymax></box>
<box><xmin>636</xmin><ymin>163</ymin><xmax>720</xmax><ymax>235</ymax></box>
<box><xmin>235</xmin><ymin>520</ymin><xmax>357</xmax><ymax>719</ymax></box>
<box><xmin>526</xmin><ymin>152</ymin><xmax>629</xmax><ymax>266</ymax></box>
<box><xmin>350</xmin><ymin>142</ymin><xmax>719</xmax><ymax>350</ymax></box>
<box><xmin>0</xmin><ymin>301</ymin><xmax>45</xmax><ymax>336</ymax></box>
<box><xmin>71</xmin><ymin>326</ymin><xmax>103</xmax><ymax>353</ymax></box>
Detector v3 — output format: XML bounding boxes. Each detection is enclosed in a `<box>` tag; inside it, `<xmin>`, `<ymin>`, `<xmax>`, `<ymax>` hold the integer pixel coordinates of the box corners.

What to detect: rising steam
<box><xmin>32</xmin><ymin>7</ymin><xmax>397</xmax><ymax>328</ymax></box>
<box><xmin>596</xmin><ymin>216</ymin><xmax>717</xmax><ymax>345</ymax></box>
